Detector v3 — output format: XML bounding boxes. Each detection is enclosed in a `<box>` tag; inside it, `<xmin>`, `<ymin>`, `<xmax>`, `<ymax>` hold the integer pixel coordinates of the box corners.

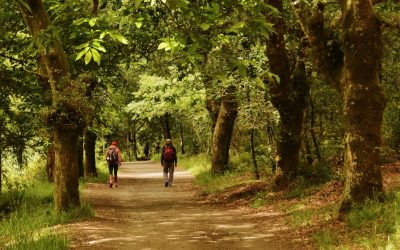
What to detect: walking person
<box><xmin>161</xmin><ymin>138</ymin><xmax>177</xmax><ymax>187</ymax></box>
<box><xmin>144</xmin><ymin>142</ymin><xmax>150</xmax><ymax>160</ymax></box>
<box><xmin>106</xmin><ymin>141</ymin><xmax>122</xmax><ymax>188</ymax></box>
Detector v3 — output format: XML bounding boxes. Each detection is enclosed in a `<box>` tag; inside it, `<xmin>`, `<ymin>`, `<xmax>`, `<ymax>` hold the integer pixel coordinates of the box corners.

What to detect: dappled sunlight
<box><xmin>70</xmin><ymin>161</ymin><xmax>290</xmax><ymax>249</ymax></box>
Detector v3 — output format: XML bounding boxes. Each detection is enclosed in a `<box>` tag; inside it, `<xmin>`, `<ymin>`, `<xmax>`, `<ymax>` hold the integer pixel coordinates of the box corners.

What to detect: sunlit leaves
<box><xmin>157</xmin><ymin>38</ymin><xmax>185</xmax><ymax>52</ymax></box>
<box><xmin>75</xmin><ymin>40</ymin><xmax>106</xmax><ymax>65</ymax></box>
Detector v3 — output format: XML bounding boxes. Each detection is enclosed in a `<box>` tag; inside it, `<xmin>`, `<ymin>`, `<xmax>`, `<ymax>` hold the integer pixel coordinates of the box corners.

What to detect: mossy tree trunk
<box><xmin>18</xmin><ymin>0</ymin><xmax>81</xmax><ymax>211</ymax></box>
<box><xmin>294</xmin><ymin>0</ymin><xmax>386</xmax><ymax>212</ymax></box>
<box><xmin>84</xmin><ymin>128</ymin><xmax>97</xmax><ymax>177</ymax></box>
<box><xmin>264</xmin><ymin>0</ymin><xmax>309</xmax><ymax>187</ymax></box>
<box><xmin>46</xmin><ymin>144</ymin><xmax>55</xmax><ymax>182</ymax></box>
<box><xmin>211</xmin><ymin>86</ymin><xmax>238</xmax><ymax>175</ymax></box>
<box><xmin>54</xmin><ymin>128</ymin><xmax>80</xmax><ymax>210</ymax></box>
<box><xmin>0</xmin><ymin>146</ymin><xmax>2</xmax><ymax>193</ymax></box>
<box><xmin>339</xmin><ymin>0</ymin><xmax>385</xmax><ymax>213</ymax></box>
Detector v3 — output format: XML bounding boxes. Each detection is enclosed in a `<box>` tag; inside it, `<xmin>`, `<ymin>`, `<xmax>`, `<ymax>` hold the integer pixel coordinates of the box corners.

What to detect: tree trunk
<box><xmin>339</xmin><ymin>0</ymin><xmax>385</xmax><ymax>213</ymax></box>
<box><xmin>77</xmin><ymin>135</ymin><xmax>84</xmax><ymax>178</ymax></box>
<box><xmin>264</xmin><ymin>0</ymin><xmax>309</xmax><ymax>187</ymax></box>
<box><xmin>160</xmin><ymin>113</ymin><xmax>172</xmax><ymax>139</ymax></box>
<box><xmin>250</xmin><ymin>128</ymin><xmax>260</xmax><ymax>180</ymax></box>
<box><xmin>18</xmin><ymin>0</ymin><xmax>80</xmax><ymax>211</ymax></box>
<box><xmin>247</xmin><ymin>87</ymin><xmax>260</xmax><ymax>180</ymax></box>
<box><xmin>179</xmin><ymin>123</ymin><xmax>185</xmax><ymax>155</ymax></box>
<box><xmin>294</xmin><ymin>0</ymin><xmax>386</xmax><ymax>213</ymax></box>
<box><xmin>84</xmin><ymin>128</ymin><xmax>97</xmax><ymax>177</ymax></box>
<box><xmin>54</xmin><ymin>128</ymin><xmax>80</xmax><ymax>211</ymax></box>
<box><xmin>46</xmin><ymin>144</ymin><xmax>55</xmax><ymax>182</ymax></box>
<box><xmin>308</xmin><ymin>94</ymin><xmax>322</xmax><ymax>161</ymax></box>
<box><xmin>211</xmin><ymin>86</ymin><xmax>238</xmax><ymax>175</ymax></box>
<box><xmin>0</xmin><ymin>147</ymin><xmax>2</xmax><ymax>193</ymax></box>
<box><xmin>129</xmin><ymin>123</ymin><xmax>139</xmax><ymax>160</ymax></box>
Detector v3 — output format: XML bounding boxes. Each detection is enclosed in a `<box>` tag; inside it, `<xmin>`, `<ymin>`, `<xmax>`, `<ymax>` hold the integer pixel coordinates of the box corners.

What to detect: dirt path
<box><xmin>69</xmin><ymin>161</ymin><xmax>297</xmax><ymax>249</ymax></box>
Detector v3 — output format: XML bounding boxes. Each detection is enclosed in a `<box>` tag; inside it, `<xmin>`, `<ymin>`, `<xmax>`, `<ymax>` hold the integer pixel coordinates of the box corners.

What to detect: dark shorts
<box><xmin>108</xmin><ymin>163</ymin><xmax>118</xmax><ymax>176</ymax></box>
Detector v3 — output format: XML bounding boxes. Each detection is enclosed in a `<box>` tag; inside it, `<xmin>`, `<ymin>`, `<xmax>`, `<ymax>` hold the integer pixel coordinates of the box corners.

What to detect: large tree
<box><xmin>17</xmin><ymin>0</ymin><xmax>81</xmax><ymax>211</ymax></box>
<box><xmin>263</xmin><ymin>0</ymin><xmax>309</xmax><ymax>186</ymax></box>
<box><xmin>294</xmin><ymin>0</ymin><xmax>386</xmax><ymax>213</ymax></box>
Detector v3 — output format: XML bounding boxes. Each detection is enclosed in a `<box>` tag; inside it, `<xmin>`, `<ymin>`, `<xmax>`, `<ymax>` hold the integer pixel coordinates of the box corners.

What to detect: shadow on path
<box><xmin>68</xmin><ymin>161</ymin><xmax>294</xmax><ymax>250</ymax></box>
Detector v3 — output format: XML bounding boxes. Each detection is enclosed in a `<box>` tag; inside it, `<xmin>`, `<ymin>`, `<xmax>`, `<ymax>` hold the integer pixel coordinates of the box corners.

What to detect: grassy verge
<box><xmin>0</xmin><ymin>157</ymin><xmax>112</xmax><ymax>250</ymax></box>
<box><xmin>0</xmin><ymin>181</ymin><xmax>93</xmax><ymax>249</ymax></box>
<box><xmin>179</xmin><ymin>153</ymin><xmax>265</xmax><ymax>194</ymax></box>
<box><xmin>280</xmin><ymin>183</ymin><xmax>400</xmax><ymax>249</ymax></box>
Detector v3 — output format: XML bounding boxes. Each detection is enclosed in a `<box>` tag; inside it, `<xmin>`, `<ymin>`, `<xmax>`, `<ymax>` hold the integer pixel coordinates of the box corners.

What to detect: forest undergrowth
<box><xmin>180</xmin><ymin>154</ymin><xmax>400</xmax><ymax>249</ymax></box>
<box><xmin>0</xmin><ymin>157</ymin><xmax>108</xmax><ymax>250</ymax></box>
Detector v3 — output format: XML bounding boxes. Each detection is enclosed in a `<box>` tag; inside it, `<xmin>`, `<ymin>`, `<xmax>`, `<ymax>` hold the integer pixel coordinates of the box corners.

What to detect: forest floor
<box><xmin>65</xmin><ymin>161</ymin><xmax>304</xmax><ymax>250</ymax></box>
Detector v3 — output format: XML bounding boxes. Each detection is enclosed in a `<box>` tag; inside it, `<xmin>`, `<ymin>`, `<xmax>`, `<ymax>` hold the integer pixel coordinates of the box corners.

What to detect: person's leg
<box><xmin>114</xmin><ymin>164</ymin><xmax>119</xmax><ymax>187</ymax></box>
<box><xmin>163</xmin><ymin>163</ymin><xmax>169</xmax><ymax>187</ymax></box>
<box><xmin>168</xmin><ymin>162</ymin><xmax>175</xmax><ymax>186</ymax></box>
<box><xmin>108</xmin><ymin>164</ymin><xmax>113</xmax><ymax>188</ymax></box>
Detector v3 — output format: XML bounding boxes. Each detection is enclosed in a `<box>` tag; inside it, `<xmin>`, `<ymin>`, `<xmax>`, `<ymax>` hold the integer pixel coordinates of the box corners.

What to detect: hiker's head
<box><xmin>166</xmin><ymin>139</ymin><xmax>172</xmax><ymax>145</ymax></box>
<box><xmin>111</xmin><ymin>141</ymin><xmax>118</xmax><ymax>146</ymax></box>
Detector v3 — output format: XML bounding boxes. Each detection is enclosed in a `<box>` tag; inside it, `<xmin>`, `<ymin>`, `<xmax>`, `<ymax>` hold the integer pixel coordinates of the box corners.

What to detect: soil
<box><xmin>67</xmin><ymin>161</ymin><xmax>300</xmax><ymax>250</ymax></box>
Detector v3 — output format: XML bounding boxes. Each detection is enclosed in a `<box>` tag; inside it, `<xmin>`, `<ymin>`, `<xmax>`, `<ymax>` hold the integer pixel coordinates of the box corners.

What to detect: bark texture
<box><xmin>84</xmin><ymin>128</ymin><xmax>98</xmax><ymax>177</ymax></box>
<box><xmin>265</xmin><ymin>0</ymin><xmax>309</xmax><ymax>187</ymax></box>
<box><xmin>54</xmin><ymin>128</ymin><xmax>80</xmax><ymax>210</ymax></box>
<box><xmin>340</xmin><ymin>0</ymin><xmax>385</xmax><ymax>212</ymax></box>
<box><xmin>294</xmin><ymin>0</ymin><xmax>386</xmax><ymax>212</ymax></box>
<box><xmin>18</xmin><ymin>0</ymin><xmax>80</xmax><ymax>211</ymax></box>
<box><xmin>46</xmin><ymin>144</ymin><xmax>55</xmax><ymax>182</ymax></box>
<box><xmin>211</xmin><ymin>86</ymin><xmax>238</xmax><ymax>175</ymax></box>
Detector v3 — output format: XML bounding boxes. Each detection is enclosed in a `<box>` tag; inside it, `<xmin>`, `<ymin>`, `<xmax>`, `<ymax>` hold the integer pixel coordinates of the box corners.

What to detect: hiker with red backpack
<box><xmin>161</xmin><ymin>138</ymin><xmax>177</xmax><ymax>187</ymax></box>
<box><xmin>106</xmin><ymin>141</ymin><xmax>122</xmax><ymax>188</ymax></box>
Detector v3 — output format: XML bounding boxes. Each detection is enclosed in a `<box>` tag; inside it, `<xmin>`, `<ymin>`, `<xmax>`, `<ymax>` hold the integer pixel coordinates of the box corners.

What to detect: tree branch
<box><xmin>292</xmin><ymin>1</ymin><xmax>343</xmax><ymax>92</ymax></box>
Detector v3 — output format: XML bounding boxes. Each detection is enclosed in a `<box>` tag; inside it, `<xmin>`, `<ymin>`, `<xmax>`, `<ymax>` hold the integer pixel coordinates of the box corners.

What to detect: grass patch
<box><xmin>308</xmin><ymin>192</ymin><xmax>400</xmax><ymax>249</ymax></box>
<box><xmin>250</xmin><ymin>191</ymin><xmax>270</xmax><ymax>208</ymax></box>
<box><xmin>80</xmin><ymin>160</ymin><xmax>109</xmax><ymax>185</ymax></box>
<box><xmin>0</xmin><ymin>181</ymin><xmax>93</xmax><ymax>249</ymax></box>
<box><xmin>179</xmin><ymin>154</ymin><xmax>257</xmax><ymax>194</ymax></box>
<box><xmin>312</xmin><ymin>230</ymin><xmax>339</xmax><ymax>249</ymax></box>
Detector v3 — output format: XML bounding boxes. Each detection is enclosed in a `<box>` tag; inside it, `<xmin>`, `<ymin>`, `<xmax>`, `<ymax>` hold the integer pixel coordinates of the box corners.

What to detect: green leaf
<box><xmin>135</xmin><ymin>21</ymin><xmax>143</xmax><ymax>29</ymax></box>
<box><xmin>227</xmin><ymin>22</ymin><xmax>245</xmax><ymax>33</ymax></box>
<box><xmin>89</xmin><ymin>18</ymin><xmax>97</xmax><ymax>27</ymax></box>
<box><xmin>76</xmin><ymin>47</ymin><xmax>90</xmax><ymax>61</ymax></box>
<box><xmin>272</xmin><ymin>73</ymin><xmax>280</xmax><ymax>84</ymax></box>
<box><xmin>92</xmin><ymin>43</ymin><xmax>106</xmax><ymax>52</ymax></box>
<box><xmin>84</xmin><ymin>50</ymin><xmax>92</xmax><ymax>65</ymax></box>
<box><xmin>100</xmin><ymin>31</ymin><xmax>108</xmax><ymax>39</ymax></box>
<box><xmin>135</xmin><ymin>0</ymin><xmax>142</xmax><ymax>7</ymax></box>
<box><xmin>109</xmin><ymin>33</ymin><xmax>129</xmax><ymax>44</ymax></box>
<box><xmin>200</xmin><ymin>23</ymin><xmax>211</xmax><ymax>31</ymax></box>
<box><xmin>17</xmin><ymin>0</ymin><xmax>32</xmax><ymax>13</ymax></box>
<box><xmin>91</xmin><ymin>48</ymin><xmax>101</xmax><ymax>65</ymax></box>
<box><xmin>75</xmin><ymin>42</ymin><xmax>89</xmax><ymax>50</ymax></box>
<box><xmin>157</xmin><ymin>42</ymin><xmax>169</xmax><ymax>50</ymax></box>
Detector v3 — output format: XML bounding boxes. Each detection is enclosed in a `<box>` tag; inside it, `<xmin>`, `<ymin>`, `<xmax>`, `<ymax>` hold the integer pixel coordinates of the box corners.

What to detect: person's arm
<box><xmin>117</xmin><ymin>148</ymin><xmax>122</xmax><ymax>166</ymax></box>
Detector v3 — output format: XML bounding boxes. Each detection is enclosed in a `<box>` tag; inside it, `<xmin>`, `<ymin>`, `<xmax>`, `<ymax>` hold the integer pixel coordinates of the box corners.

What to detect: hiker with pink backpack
<box><xmin>161</xmin><ymin>138</ymin><xmax>177</xmax><ymax>187</ymax></box>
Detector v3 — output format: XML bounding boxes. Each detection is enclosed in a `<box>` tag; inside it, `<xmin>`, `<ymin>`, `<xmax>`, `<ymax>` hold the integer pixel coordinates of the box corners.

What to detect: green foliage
<box><xmin>310</xmin><ymin>192</ymin><xmax>400</xmax><ymax>249</ymax></box>
<box><xmin>312</xmin><ymin>230</ymin><xmax>339</xmax><ymax>249</ymax></box>
<box><xmin>0</xmin><ymin>181</ymin><xmax>93</xmax><ymax>249</ymax></box>
<box><xmin>180</xmin><ymin>154</ymin><xmax>258</xmax><ymax>194</ymax></box>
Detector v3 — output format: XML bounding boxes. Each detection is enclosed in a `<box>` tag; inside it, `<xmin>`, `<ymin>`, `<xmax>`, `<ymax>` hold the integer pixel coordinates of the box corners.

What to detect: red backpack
<box><xmin>163</xmin><ymin>146</ymin><xmax>175</xmax><ymax>161</ymax></box>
